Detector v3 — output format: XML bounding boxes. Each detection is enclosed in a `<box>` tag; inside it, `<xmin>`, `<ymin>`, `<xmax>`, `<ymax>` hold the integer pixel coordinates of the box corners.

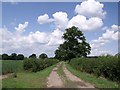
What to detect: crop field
<box><xmin>1</xmin><ymin>60</ymin><xmax>23</xmax><ymax>75</ymax></box>
<box><xmin>1</xmin><ymin>58</ymin><xmax>59</xmax><ymax>75</ymax></box>
<box><xmin>2</xmin><ymin>59</ymin><xmax>59</xmax><ymax>88</ymax></box>
<box><xmin>2</xmin><ymin>65</ymin><xmax>56</xmax><ymax>88</ymax></box>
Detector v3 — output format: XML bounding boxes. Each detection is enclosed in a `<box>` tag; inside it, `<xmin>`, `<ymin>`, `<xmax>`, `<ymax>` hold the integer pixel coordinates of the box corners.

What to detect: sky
<box><xmin>1</xmin><ymin>0</ymin><xmax>119</xmax><ymax>57</ymax></box>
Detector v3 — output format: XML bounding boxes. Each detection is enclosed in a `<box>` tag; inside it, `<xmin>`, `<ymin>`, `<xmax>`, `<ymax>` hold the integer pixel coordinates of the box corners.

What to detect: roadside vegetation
<box><xmin>69</xmin><ymin>56</ymin><xmax>120</xmax><ymax>83</ymax></box>
<box><xmin>23</xmin><ymin>58</ymin><xmax>59</xmax><ymax>72</ymax></box>
<box><xmin>66</xmin><ymin>64</ymin><xmax>119</xmax><ymax>88</ymax></box>
<box><xmin>2</xmin><ymin>65</ymin><xmax>56</xmax><ymax>88</ymax></box>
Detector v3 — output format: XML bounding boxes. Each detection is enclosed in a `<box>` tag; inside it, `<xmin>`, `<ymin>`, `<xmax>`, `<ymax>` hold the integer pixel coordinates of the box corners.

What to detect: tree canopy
<box><xmin>39</xmin><ymin>53</ymin><xmax>48</xmax><ymax>59</ymax></box>
<box><xmin>2</xmin><ymin>54</ymin><xmax>9</xmax><ymax>60</ymax></box>
<box><xmin>17</xmin><ymin>54</ymin><xmax>24</xmax><ymax>60</ymax></box>
<box><xmin>55</xmin><ymin>26</ymin><xmax>91</xmax><ymax>61</ymax></box>
<box><xmin>9</xmin><ymin>53</ymin><xmax>17</xmax><ymax>60</ymax></box>
<box><xmin>29</xmin><ymin>54</ymin><xmax>36</xmax><ymax>58</ymax></box>
<box><xmin>2</xmin><ymin>53</ymin><xmax>24</xmax><ymax>60</ymax></box>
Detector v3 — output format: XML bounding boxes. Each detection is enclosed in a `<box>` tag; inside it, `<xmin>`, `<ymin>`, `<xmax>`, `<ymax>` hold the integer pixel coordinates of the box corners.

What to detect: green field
<box><xmin>1</xmin><ymin>60</ymin><xmax>23</xmax><ymax>75</ymax></box>
<box><xmin>0</xmin><ymin>60</ymin><xmax>2</xmax><ymax>75</ymax></box>
<box><xmin>2</xmin><ymin>59</ymin><xmax>58</xmax><ymax>88</ymax></box>
<box><xmin>2</xmin><ymin>65</ymin><xmax>56</xmax><ymax>88</ymax></box>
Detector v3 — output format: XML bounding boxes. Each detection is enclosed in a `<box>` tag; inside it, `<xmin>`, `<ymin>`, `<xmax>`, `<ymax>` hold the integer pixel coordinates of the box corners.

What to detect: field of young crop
<box><xmin>2</xmin><ymin>64</ymin><xmax>56</xmax><ymax>88</ymax></box>
<box><xmin>0</xmin><ymin>60</ymin><xmax>2</xmax><ymax>75</ymax></box>
<box><xmin>2</xmin><ymin>60</ymin><xmax>23</xmax><ymax>75</ymax></box>
<box><xmin>1</xmin><ymin>58</ymin><xmax>59</xmax><ymax>75</ymax></box>
<box><xmin>2</xmin><ymin>58</ymin><xmax>59</xmax><ymax>88</ymax></box>
<box><xmin>69</xmin><ymin>56</ymin><xmax>120</xmax><ymax>82</ymax></box>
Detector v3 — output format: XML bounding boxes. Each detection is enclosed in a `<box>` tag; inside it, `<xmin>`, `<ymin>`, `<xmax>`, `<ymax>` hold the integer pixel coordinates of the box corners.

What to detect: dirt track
<box><xmin>47</xmin><ymin>62</ymin><xmax>95</xmax><ymax>88</ymax></box>
<box><xmin>47</xmin><ymin>64</ymin><xmax>64</xmax><ymax>88</ymax></box>
<box><xmin>0</xmin><ymin>73</ymin><xmax>13</xmax><ymax>80</ymax></box>
<box><xmin>63</xmin><ymin>64</ymin><xmax>94</xmax><ymax>88</ymax></box>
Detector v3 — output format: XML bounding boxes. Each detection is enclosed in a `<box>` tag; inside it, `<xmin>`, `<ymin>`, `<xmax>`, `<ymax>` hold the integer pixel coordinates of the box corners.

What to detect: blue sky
<box><xmin>3</xmin><ymin>2</ymin><xmax>118</xmax><ymax>32</ymax></box>
<box><xmin>1</xmin><ymin>0</ymin><xmax>119</xmax><ymax>57</ymax></box>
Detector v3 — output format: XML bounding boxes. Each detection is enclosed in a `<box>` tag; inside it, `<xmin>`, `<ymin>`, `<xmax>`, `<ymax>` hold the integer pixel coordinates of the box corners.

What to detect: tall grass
<box><xmin>1</xmin><ymin>58</ymin><xmax>59</xmax><ymax>74</ymax></box>
<box><xmin>2</xmin><ymin>60</ymin><xmax>23</xmax><ymax>75</ymax></box>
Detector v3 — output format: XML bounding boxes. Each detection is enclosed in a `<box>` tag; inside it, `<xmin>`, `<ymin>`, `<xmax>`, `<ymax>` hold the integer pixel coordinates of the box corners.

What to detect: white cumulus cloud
<box><xmin>48</xmin><ymin>28</ymin><xmax>64</xmax><ymax>46</ymax></box>
<box><xmin>14</xmin><ymin>22</ymin><xmax>28</xmax><ymax>32</ymax></box>
<box><xmin>75</xmin><ymin>0</ymin><xmax>106</xmax><ymax>18</ymax></box>
<box><xmin>112</xmin><ymin>32</ymin><xmax>120</xmax><ymax>40</ymax></box>
<box><xmin>1</xmin><ymin>23</ymin><xmax>64</xmax><ymax>56</ymax></box>
<box><xmin>90</xmin><ymin>25</ymin><xmax>119</xmax><ymax>55</ymax></box>
<box><xmin>37</xmin><ymin>12</ymin><xmax>69</xmax><ymax>30</ymax></box>
<box><xmin>53</xmin><ymin>11</ymin><xmax>69</xmax><ymax>30</ymax></box>
<box><xmin>37</xmin><ymin>14</ymin><xmax>53</xmax><ymax>24</ymax></box>
<box><xmin>67</xmin><ymin>15</ymin><xmax>103</xmax><ymax>31</ymax></box>
<box><xmin>90</xmin><ymin>48</ymin><xmax>111</xmax><ymax>56</ymax></box>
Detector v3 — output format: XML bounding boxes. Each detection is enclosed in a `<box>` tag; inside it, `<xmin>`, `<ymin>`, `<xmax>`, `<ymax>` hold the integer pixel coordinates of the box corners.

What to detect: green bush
<box><xmin>23</xmin><ymin>58</ymin><xmax>59</xmax><ymax>72</ymax></box>
<box><xmin>69</xmin><ymin>56</ymin><xmax>120</xmax><ymax>82</ymax></box>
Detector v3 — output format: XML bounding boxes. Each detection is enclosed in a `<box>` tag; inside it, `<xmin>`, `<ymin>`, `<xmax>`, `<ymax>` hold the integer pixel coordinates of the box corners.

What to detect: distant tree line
<box><xmin>1</xmin><ymin>53</ymin><xmax>24</xmax><ymax>60</ymax></box>
<box><xmin>29</xmin><ymin>53</ymin><xmax>48</xmax><ymax>59</ymax></box>
<box><xmin>1</xmin><ymin>53</ymin><xmax>48</xmax><ymax>60</ymax></box>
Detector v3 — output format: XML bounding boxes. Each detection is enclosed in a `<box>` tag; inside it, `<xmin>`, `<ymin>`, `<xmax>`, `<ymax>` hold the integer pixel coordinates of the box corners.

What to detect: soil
<box><xmin>63</xmin><ymin>64</ymin><xmax>95</xmax><ymax>88</ymax></box>
<box><xmin>0</xmin><ymin>73</ymin><xmax>13</xmax><ymax>80</ymax></box>
<box><xmin>47</xmin><ymin>63</ymin><xmax>95</xmax><ymax>88</ymax></box>
<box><xmin>47</xmin><ymin>66</ymin><xmax>64</xmax><ymax>88</ymax></box>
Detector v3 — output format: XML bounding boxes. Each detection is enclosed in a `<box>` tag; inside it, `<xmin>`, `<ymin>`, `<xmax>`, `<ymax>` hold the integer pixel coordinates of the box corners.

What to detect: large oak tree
<box><xmin>55</xmin><ymin>26</ymin><xmax>91</xmax><ymax>61</ymax></box>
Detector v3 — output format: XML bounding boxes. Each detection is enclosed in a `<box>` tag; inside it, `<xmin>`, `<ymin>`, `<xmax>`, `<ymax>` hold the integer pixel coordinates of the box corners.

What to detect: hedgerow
<box><xmin>69</xmin><ymin>56</ymin><xmax>120</xmax><ymax>82</ymax></box>
<box><xmin>23</xmin><ymin>58</ymin><xmax>59</xmax><ymax>72</ymax></box>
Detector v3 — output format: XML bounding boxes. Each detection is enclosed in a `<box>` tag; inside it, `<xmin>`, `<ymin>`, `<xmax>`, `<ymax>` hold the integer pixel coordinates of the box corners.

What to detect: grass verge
<box><xmin>2</xmin><ymin>64</ymin><xmax>56</xmax><ymax>88</ymax></box>
<box><xmin>57</xmin><ymin>62</ymin><xmax>68</xmax><ymax>87</ymax></box>
<box><xmin>66</xmin><ymin>64</ymin><xmax>119</xmax><ymax>88</ymax></box>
